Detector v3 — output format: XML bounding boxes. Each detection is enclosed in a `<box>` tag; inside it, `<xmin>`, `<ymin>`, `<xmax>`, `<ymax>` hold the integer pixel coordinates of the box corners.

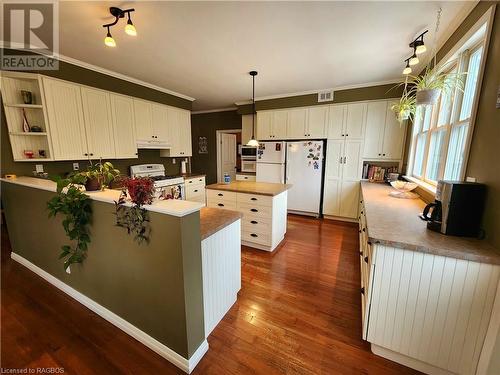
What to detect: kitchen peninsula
<box><xmin>1</xmin><ymin>176</ymin><xmax>242</xmax><ymax>374</ymax></box>
<box><xmin>206</xmin><ymin>181</ymin><xmax>291</xmax><ymax>251</ymax></box>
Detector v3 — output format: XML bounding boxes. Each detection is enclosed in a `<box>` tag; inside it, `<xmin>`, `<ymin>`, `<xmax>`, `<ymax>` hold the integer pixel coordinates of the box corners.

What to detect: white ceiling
<box><xmin>57</xmin><ymin>1</ymin><xmax>475</xmax><ymax>110</ymax></box>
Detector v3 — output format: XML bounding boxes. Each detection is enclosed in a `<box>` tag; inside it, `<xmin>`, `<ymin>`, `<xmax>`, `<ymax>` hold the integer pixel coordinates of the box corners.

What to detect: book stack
<box><xmin>362</xmin><ymin>164</ymin><xmax>399</xmax><ymax>182</ymax></box>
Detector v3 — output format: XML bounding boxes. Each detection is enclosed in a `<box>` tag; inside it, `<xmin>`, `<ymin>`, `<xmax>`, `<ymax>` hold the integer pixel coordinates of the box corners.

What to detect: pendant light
<box><xmin>402</xmin><ymin>59</ymin><xmax>412</xmax><ymax>75</ymax></box>
<box><xmin>102</xmin><ymin>7</ymin><xmax>137</xmax><ymax>47</ymax></box>
<box><xmin>409</xmin><ymin>48</ymin><xmax>419</xmax><ymax>66</ymax></box>
<box><xmin>246</xmin><ymin>71</ymin><xmax>259</xmax><ymax>147</ymax></box>
<box><xmin>104</xmin><ymin>26</ymin><xmax>116</xmax><ymax>47</ymax></box>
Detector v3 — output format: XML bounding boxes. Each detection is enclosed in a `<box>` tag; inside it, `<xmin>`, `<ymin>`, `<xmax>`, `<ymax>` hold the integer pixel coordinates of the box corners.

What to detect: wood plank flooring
<box><xmin>1</xmin><ymin>215</ymin><xmax>420</xmax><ymax>374</ymax></box>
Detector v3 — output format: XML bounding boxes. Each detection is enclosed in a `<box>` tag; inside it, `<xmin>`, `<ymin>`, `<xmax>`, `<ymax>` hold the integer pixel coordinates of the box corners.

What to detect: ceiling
<box><xmin>57</xmin><ymin>1</ymin><xmax>475</xmax><ymax>111</ymax></box>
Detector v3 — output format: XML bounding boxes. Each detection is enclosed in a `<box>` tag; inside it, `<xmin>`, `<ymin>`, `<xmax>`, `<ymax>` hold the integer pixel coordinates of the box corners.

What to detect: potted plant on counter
<box><xmin>115</xmin><ymin>177</ymin><xmax>155</xmax><ymax>244</ymax></box>
<box><xmin>82</xmin><ymin>161</ymin><xmax>121</xmax><ymax>191</ymax></box>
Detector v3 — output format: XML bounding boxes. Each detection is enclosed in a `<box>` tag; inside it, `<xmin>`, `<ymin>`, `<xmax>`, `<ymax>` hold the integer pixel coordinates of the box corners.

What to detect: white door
<box><xmin>257</xmin><ymin>141</ymin><xmax>286</xmax><ymax>163</ymax></box>
<box><xmin>307</xmin><ymin>106</ymin><xmax>328</xmax><ymax>138</ymax></box>
<box><xmin>325</xmin><ymin>140</ymin><xmax>343</xmax><ymax>180</ymax></box>
<box><xmin>286</xmin><ymin>141</ymin><xmax>323</xmax><ymax>215</ymax></box>
<box><xmin>256</xmin><ymin>112</ymin><xmax>272</xmax><ymax>140</ymax></box>
<box><xmin>323</xmin><ymin>179</ymin><xmax>341</xmax><ymax>216</ymax></box>
<box><xmin>363</xmin><ymin>101</ymin><xmax>386</xmax><ymax>158</ymax></box>
<box><xmin>382</xmin><ymin>102</ymin><xmax>406</xmax><ymax>159</ymax></box>
<box><xmin>220</xmin><ymin>133</ymin><xmax>237</xmax><ymax>182</ymax></box>
<box><xmin>43</xmin><ymin>77</ymin><xmax>88</xmax><ymax>160</ymax></box>
<box><xmin>339</xmin><ymin>180</ymin><xmax>360</xmax><ymax>218</ymax></box>
<box><xmin>345</xmin><ymin>103</ymin><xmax>366</xmax><ymax>139</ymax></box>
<box><xmin>133</xmin><ymin>99</ymin><xmax>153</xmax><ymax>141</ymax></box>
<box><xmin>110</xmin><ymin>94</ymin><xmax>137</xmax><ymax>159</ymax></box>
<box><xmin>327</xmin><ymin>105</ymin><xmax>346</xmax><ymax>139</ymax></box>
<box><xmin>272</xmin><ymin>110</ymin><xmax>289</xmax><ymax>139</ymax></box>
<box><xmin>343</xmin><ymin>140</ymin><xmax>363</xmax><ymax>181</ymax></box>
<box><xmin>287</xmin><ymin>108</ymin><xmax>307</xmax><ymax>139</ymax></box>
<box><xmin>256</xmin><ymin>163</ymin><xmax>285</xmax><ymax>183</ymax></box>
<box><xmin>81</xmin><ymin>87</ymin><xmax>116</xmax><ymax>159</ymax></box>
<box><xmin>151</xmin><ymin>104</ymin><xmax>169</xmax><ymax>142</ymax></box>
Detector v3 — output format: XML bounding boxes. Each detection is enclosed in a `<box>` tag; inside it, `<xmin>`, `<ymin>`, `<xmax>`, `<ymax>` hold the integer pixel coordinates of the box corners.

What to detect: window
<box><xmin>409</xmin><ymin>41</ymin><xmax>484</xmax><ymax>185</ymax></box>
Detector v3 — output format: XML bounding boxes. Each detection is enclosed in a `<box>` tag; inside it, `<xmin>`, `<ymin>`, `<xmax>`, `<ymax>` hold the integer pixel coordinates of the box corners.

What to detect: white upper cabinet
<box><xmin>344</xmin><ymin>102</ymin><xmax>366</xmax><ymax>139</ymax></box>
<box><xmin>256</xmin><ymin>111</ymin><xmax>272</xmax><ymax>140</ymax></box>
<box><xmin>110</xmin><ymin>94</ymin><xmax>137</xmax><ymax>159</ymax></box>
<box><xmin>151</xmin><ymin>103</ymin><xmax>170</xmax><ymax>142</ymax></box>
<box><xmin>287</xmin><ymin>108</ymin><xmax>307</xmax><ymax>139</ymax></box>
<box><xmin>161</xmin><ymin>107</ymin><xmax>192</xmax><ymax>157</ymax></box>
<box><xmin>272</xmin><ymin>110</ymin><xmax>289</xmax><ymax>139</ymax></box>
<box><xmin>327</xmin><ymin>105</ymin><xmax>346</xmax><ymax>139</ymax></box>
<box><xmin>80</xmin><ymin>87</ymin><xmax>116</xmax><ymax>159</ymax></box>
<box><xmin>382</xmin><ymin>102</ymin><xmax>406</xmax><ymax>160</ymax></box>
<box><xmin>363</xmin><ymin>101</ymin><xmax>387</xmax><ymax>159</ymax></box>
<box><xmin>363</xmin><ymin>100</ymin><xmax>406</xmax><ymax>160</ymax></box>
<box><xmin>133</xmin><ymin>99</ymin><xmax>153</xmax><ymax>141</ymax></box>
<box><xmin>42</xmin><ymin>77</ymin><xmax>88</xmax><ymax>160</ymax></box>
<box><xmin>306</xmin><ymin>106</ymin><xmax>328</xmax><ymax>138</ymax></box>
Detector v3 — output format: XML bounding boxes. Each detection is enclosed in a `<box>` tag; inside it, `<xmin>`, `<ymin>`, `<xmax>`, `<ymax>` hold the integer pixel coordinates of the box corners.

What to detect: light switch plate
<box><xmin>466</xmin><ymin>176</ymin><xmax>476</xmax><ymax>182</ymax></box>
<box><xmin>172</xmin><ymin>159</ymin><xmax>176</xmax><ymax>164</ymax></box>
<box><xmin>73</xmin><ymin>162</ymin><xmax>79</xmax><ymax>171</ymax></box>
<box><xmin>35</xmin><ymin>164</ymin><xmax>44</xmax><ymax>173</ymax></box>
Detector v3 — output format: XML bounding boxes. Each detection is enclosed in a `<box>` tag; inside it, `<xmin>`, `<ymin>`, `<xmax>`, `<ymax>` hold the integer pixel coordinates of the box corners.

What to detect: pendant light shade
<box><xmin>409</xmin><ymin>53</ymin><xmax>419</xmax><ymax>66</ymax></box>
<box><xmin>104</xmin><ymin>27</ymin><xmax>116</xmax><ymax>47</ymax></box>
<box><xmin>402</xmin><ymin>59</ymin><xmax>412</xmax><ymax>75</ymax></box>
<box><xmin>246</xmin><ymin>70</ymin><xmax>259</xmax><ymax>147</ymax></box>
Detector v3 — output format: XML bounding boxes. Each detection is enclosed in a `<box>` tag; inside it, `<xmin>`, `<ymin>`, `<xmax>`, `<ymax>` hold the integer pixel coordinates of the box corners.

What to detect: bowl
<box><xmin>389</xmin><ymin>181</ymin><xmax>419</xmax><ymax>199</ymax></box>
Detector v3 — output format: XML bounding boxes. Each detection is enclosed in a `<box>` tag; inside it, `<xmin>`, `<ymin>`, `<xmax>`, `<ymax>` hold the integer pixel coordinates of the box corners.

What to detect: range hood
<box><xmin>136</xmin><ymin>140</ymin><xmax>171</xmax><ymax>149</ymax></box>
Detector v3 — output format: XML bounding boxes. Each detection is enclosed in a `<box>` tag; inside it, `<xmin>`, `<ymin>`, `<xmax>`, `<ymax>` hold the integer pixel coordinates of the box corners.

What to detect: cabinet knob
<box><xmin>383</xmin><ymin>153</ymin><xmax>386</xmax><ymax>156</ymax></box>
<box><xmin>378</xmin><ymin>153</ymin><xmax>381</xmax><ymax>156</ymax></box>
<box><xmin>135</xmin><ymin>152</ymin><xmax>138</xmax><ymax>156</ymax></box>
<box><xmin>361</xmin><ymin>287</ymin><xmax>365</xmax><ymax>295</ymax></box>
<box><xmin>84</xmin><ymin>153</ymin><xmax>88</xmax><ymax>156</ymax></box>
<box><xmin>194</xmin><ymin>189</ymin><xmax>198</xmax><ymax>193</ymax></box>
<box><xmin>341</xmin><ymin>134</ymin><xmax>344</xmax><ymax>137</ymax></box>
<box><xmin>90</xmin><ymin>153</ymin><xmax>94</xmax><ymax>156</ymax></box>
<box><xmin>364</xmin><ymin>256</ymin><xmax>369</xmax><ymax>263</ymax></box>
<box><xmin>346</xmin><ymin>134</ymin><xmax>349</xmax><ymax>137</ymax></box>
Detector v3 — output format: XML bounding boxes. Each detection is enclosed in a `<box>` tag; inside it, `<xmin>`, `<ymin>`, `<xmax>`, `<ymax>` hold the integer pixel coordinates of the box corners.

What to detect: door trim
<box><xmin>216</xmin><ymin>129</ymin><xmax>242</xmax><ymax>183</ymax></box>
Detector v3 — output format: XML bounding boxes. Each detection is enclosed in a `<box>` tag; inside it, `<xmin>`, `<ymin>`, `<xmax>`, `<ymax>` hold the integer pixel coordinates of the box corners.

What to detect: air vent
<box><xmin>318</xmin><ymin>90</ymin><xmax>334</xmax><ymax>103</ymax></box>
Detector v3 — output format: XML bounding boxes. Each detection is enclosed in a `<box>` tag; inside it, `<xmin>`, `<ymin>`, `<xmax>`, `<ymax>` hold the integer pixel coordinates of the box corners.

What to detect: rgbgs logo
<box><xmin>1</xmin><ymin>0</ymin><xmax>59</xmax><ymax>70</ymax></box>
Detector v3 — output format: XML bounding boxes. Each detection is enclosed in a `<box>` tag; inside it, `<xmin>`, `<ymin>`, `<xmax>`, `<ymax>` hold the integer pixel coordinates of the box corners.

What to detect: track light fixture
<box><xmin>410</xmin><ymin>30</ymin><xmax>428</xmax><ymax>55</ymax></box>
<box><xmin>102</xmin><ymin>7</ymin><xmax>137</xmax><ymax>47</ymax></box>
<box><xmin>402</xmin><ymin>59</ymin><xmax>412</xmax><ymax>75</ymax></box>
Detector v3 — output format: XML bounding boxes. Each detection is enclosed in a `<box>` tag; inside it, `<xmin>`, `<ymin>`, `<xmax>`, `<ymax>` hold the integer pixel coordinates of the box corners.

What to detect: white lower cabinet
<box><xmin>184</xmin><ymin>176</ymin><xmax>206</xmax><ymax>204</ymax></box>
<box><xmin>236</xmin><ymin>174</ymin><xmax>256</xmax><ymax>181</ymax></box>
<box><xmin>323</xmin><ymin>179</ymin><xmax>359</xmax><ymax>218</ymax></box>
<box><xmin>206</xmin><ymin>189</ymin><xmax>287</xmax><ymax>251</ymax></box>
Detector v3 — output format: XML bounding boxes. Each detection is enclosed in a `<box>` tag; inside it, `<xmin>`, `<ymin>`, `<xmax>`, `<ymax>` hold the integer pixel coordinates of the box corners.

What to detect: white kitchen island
<box><xmin>205</xmin><ymin>181</ymin><xmax>291</xmax><ymax>252</ymax></box>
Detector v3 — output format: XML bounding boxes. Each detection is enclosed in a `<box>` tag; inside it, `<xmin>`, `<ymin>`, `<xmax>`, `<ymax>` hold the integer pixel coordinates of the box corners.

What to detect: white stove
<box><xmin>130</xmin><ymin>164</ymin><xmax>185</xmax><ymax>200</ymax></box>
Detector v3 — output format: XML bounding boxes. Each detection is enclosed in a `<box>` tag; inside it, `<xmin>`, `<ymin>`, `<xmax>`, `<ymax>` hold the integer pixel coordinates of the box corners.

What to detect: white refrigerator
<box><xmin>256</xmin><ymin>141</ymin><xmax>286</xmax><ymax>183</ymax></box>
<box><xmin>285</xmin><ymin>141</ymin><xmax>324</xmax><ymax>216</ymax></box>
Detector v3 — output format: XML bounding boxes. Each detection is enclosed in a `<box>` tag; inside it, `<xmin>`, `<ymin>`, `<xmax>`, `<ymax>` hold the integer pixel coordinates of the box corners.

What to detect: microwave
<box><xmin>240</xmin><ymin>145</ymin><xmax>257</xmax><ymax>159</ymax></box>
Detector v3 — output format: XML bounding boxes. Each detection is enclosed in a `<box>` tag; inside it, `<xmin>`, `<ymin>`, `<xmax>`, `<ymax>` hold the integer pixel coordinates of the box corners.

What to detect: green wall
<box><xmin>190</xmin><ymin>110</ymin><xmax>242</xmax><ymax>184</ymax></box>
<box><xmin>1</xmin><ymin>182</ymin><xmax>205</xmax><ymax>359</ymax></box>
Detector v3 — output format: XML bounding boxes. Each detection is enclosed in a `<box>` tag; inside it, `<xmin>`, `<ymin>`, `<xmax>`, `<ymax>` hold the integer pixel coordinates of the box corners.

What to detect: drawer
<box><xmin>241</xmin><ymin>215</ymin><xmax>271</xmax><ymax>235</ymax></box>
<box><xmin>187</xmin><ymin>192</ymin><xmax>206</xmax><ymax>204</ymax></box>
<box><xmin>237</xmin><ymin>202</ymin><xmax>272</xmax><ymax>219</ymax></box>
<box><xmin>237</xmin><ymin>193</ymin><xmax>272</xmax><ymax>207</ymax></box>
<box><xmin>207</xmin><ymin>189</ymin><xmax>237</xmax><ymax>202</ymax></box>
<box><xmin>242</xmin><ymin>230</ymin><xmax>271</xmax><ymax>246</ymax></box>
<box><xmin>186</xmin><ymin>185</ymin><xmax>205</xmax><ymax>197</ymax></box>
<box><xmin>185</xmin><ymin>176</ymin><xmax>206</xmax><ymax>186</ymax></box>
<box><xmin>207</xmin><ymin>200</ymin><xmax>237</xmax><ymax>210</ymax></box>
<box><xmin>236</xmin><ymin>174</ymin><xmax>256</xmax><ymax>182</ymax></box>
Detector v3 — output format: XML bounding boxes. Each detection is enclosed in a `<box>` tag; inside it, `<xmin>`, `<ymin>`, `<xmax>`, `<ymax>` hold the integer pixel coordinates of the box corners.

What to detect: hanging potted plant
<box><xmin>390</xmin><ymin>88</ymin><xmax>416</xmax><ymax>124</ymax></box>
<box><xmin>411</xmin><ymin>65</ymin><xmax>465</xmax><ymax>106</ymax></box>
<box><xmin>81</xmin><ymin>161</ymin><xmax>121</xmax><ymax>191</ymax></box>
<box><xmin>115</xmin><ymin>177</ymin><xmax>155</xmax><ymax>244</ymax></box>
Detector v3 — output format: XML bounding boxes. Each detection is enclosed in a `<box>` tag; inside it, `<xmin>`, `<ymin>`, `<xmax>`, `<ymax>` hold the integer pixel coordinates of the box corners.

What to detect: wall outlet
<box><xmin>73</xmin><ymin>162</ymin><xmax>80</xmax><ymax>171</ymax></box>
<box><xmin>172</xmin><ymin>159</ymin><xmax>176</xmax><ymax>164</ymax></box>
<box><xmin>466</xmin><ymin>176</ymin><xmax>476</xmax><ymax>182</ymax></box>
<box><xmin>35</xmin><ymin>164</ymin><xmax>44</xmax><ymax>173</ymax></box>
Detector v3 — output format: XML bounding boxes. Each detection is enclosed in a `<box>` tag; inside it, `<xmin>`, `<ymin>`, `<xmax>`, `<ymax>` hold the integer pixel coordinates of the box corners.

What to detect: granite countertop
<box><xmin>181</xmin><ymin>173</ymin><xmax>206</xmax><ymax>179</ymax></box>
<box><xmin>1</xmin><ymin>176</ymin><xmax>204</xmax><ymax>218</ymax></box>
<box><xmin>236</xmin><ymin>172</ymin><xmax>256</xmax><ymax>176</ymax></box>
<box><xmin>206</xmin><ymin>181</ymin><xmax>291</xmax><ymax>196</ymax></box>
<box><xmin>361</xmin><ymin>181</ymin><xmax>500</xmax><ymax>265</ymax></box>
<box><xmin>200</xmin><ymin>207</ymin><xmax>242</xmax><ymax>240</ymax></box>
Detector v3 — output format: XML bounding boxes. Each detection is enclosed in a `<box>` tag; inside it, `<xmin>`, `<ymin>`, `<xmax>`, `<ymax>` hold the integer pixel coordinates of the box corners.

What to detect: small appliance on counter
<box><xmin>130</xmin><ymin>164</ymin><xmax>185</xmax><ymax>200</ymax></box>
<box><xmin>420</xmin><ymin>180</ymin><xmax>486</xmax><ymax>237</ymax></box>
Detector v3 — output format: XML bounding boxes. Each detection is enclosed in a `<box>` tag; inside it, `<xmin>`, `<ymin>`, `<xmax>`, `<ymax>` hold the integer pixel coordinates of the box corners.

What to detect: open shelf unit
<box><xmin>1</xmin><ymin>72</ymin><xmax>54</xmax><ymax>161</ymax></box>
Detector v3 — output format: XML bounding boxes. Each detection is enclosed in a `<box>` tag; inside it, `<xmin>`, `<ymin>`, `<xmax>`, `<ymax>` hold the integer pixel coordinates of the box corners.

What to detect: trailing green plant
<box><xmin>409</xmin><ymin>64</ymin><xmax>466</xmax><ymax>95</ymax></box>
<box><xmin>390</xmin><ymin>89</ymin><xmax>416</xmax><ymax>124</ymax></box>
<box><xmin>115</xmin><ymin>177</ymin><xmax>155</xmax><ymax>244</ymax></box>
<box><xmin>47</xmin><ymin>175</ymin><xmax>92</xmax><ymax>271</ymax></box>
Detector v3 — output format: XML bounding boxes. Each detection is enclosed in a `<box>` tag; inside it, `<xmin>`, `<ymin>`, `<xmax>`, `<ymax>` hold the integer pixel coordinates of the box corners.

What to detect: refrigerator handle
<box><xmin>285</xmin><ymin>162</ymin><xmax>289</xmax><ymax>183</ymax></box>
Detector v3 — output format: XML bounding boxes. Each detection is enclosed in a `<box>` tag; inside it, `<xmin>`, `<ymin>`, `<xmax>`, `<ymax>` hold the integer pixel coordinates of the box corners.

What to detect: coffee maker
<box><xmin>420</xmin><ymin>180</ymin><xmax>486</xmax><ymax>237</ymax></box>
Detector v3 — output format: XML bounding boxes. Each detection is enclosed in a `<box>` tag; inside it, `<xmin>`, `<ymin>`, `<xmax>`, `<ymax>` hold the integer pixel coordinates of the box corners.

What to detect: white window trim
<box><xmin>407</xmin><ymin>5</ymin><xmax>496</xmax><ymax>190</ymax></box>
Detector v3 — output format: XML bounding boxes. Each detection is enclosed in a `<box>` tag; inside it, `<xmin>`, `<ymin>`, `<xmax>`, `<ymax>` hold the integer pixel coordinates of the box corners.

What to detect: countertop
<box><xmin>1</xmin><ymin>176</ymin><xmax>204</xmax><ymax>218</ymax></box>
<box><xmin>206</xmin><ymin>181</ymin><xmax>291</xmax><ymax>196</ymax></box>
<box><xmin>236</xmin><ymin>172</ymin><xmax>256</xmax><ymax>176</ymax></box>
<box><xmin>181</xmin><ymin>173</ymin><xmax>206</xmax><ymax>180</ymax></box>
<box><xmin>361</xmin><ymin>181</ymin><xmax>500</xmax><ymax>265</ymax></box>
<box><xmin>199</xmin><ymin>207</ymin><xmax>242</xmax><ymax>240</ymax></box>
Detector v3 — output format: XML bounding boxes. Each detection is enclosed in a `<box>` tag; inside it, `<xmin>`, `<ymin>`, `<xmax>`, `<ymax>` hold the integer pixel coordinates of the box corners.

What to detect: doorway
<box><xmin>216</xmin><ymin>129</ymin><xmax>242</xmax><ymax>183</ymax></box>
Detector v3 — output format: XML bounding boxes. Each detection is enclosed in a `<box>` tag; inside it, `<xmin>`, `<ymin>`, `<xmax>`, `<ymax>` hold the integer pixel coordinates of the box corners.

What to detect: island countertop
<box><xmin>361</xmin><ymin>181</ymin><xmax>500</xmax><ymax>265</ymax></box>
<box><xmin>1</xmin><ymin>176</ymin><xmax>204</xmax><ymax>218</ymax></box>
<box><xmin>199</xmin><ymin>208</ymin><xmax>242</xmax><ymax>240</ymax></box>
<box><xmin>206</xmin><ymin>181</ymin><xmax>291</xmax><ymax>196</ymax></box>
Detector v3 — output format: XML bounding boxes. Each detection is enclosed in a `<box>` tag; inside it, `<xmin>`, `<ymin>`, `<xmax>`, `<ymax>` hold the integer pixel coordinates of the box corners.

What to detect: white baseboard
<box><xmin>10</xmin><ymin>252</ymin><xmax>208</xmax><ymax>374</ymax></box>
<box><xmin>323</xmin><ymin>215</ymin><xmax>358</xmax><ymax>223</ymax></box>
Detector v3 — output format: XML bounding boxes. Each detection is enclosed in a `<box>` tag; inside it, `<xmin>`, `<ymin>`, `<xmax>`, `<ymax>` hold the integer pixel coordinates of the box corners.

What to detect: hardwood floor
<box><xmin>1</xmin><ymin>215</ymin><xmax>420</xmax><ymax>374</ymax></box>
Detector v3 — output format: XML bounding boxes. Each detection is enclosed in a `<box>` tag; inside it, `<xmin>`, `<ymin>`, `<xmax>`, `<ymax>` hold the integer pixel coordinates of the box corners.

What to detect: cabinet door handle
<box><xmin>359</xmin><ymin>229</ymin><xmax>362</xmax><ymax>233</ymax></box>
<box><xmin>250</xmin><ymin>233</ymin><xmax>258</xmax><ymax>237</ymax></box>
<box><xmin>189</xmin><ymin>181</ymin><xmax>193</xmax><ymax>183</ymax></box>
<box><xmin>361</xmin><ymin>287</ymin><xmax>365</xmax><ymax>295</ymax></box>
<box><xmin>251</xmin><ymin>220</ymin><xmax>258</xmax><ymax>224</ymax></box>
<box><xmin>343</xmin><ymin>156</ymin><xmax>346</xmax><ymax>163</ymax></box>
<box><xmin>194</xmin><ymin>189</ymin><xmax>198</xmax><ymax>193</ymax></box>
<box><xmin>378</xmin><ymin>153</ymin><xmax>381</xmax><ymax>156</ymax></box>
<box><xmin>251</xmin><ymin>197</ymin><xmax>257</xmax><ymax>201</ymax></box>
<box><xmin>218</xmin><ymin>193</ymin><xmax>223</xmax><ymax>196</ymax></box>
<box><xmin>383</xmin><ymin>153</ymin><xmax>386</xmax><ymax>156</ymax></box>
<box><xmin>90</xmin><ymin>153</ymin><xmax>94</xmax><ymax>156</ymax></box>
<box><xmin>364</xmin><ymin>256</ymin><xmax>369</xmax><ymax>263</ymax></box>
<box><xmin>339</xmin><ymin>157</ymin><xmax>343</xmax><ymax>164</ymax></box>
<box><xmin>250</xmin><ymin>208</ymin><xmax>258</xmax><ymax>212</ymax></box>
<box><xmin>341</xmin><ymin>134</ymin><xmax>344</xmax><ymax>137</ymax></box>
<box><xmin>362</xmin><ymin>228</ymin><xmax>366</xmax><ymax>232</ymax></box>
<box><xmin>84</xmin><ymin>153</ymin><xmax>88</xmax><ymax>156</ymax></box>
<box><xmin>346</xmin><ymin>134</ymin><xmax>349</xmax><ymax>137</ymax></box>
<box><xmin>218</xmin><ymin>203</ymin><xmax>224</xmax><ymax>207</ymax></box>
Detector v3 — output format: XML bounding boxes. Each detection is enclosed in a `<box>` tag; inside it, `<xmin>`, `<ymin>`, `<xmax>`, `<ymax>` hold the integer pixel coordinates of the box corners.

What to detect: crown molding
<box><xmin>0</xmin><ymin>43</ymin><xmax>196</xmax><ymax>102</ymax></box>
<box><xmin>234</xmin><ymin>78</ymin><xmax>403</xmax><ymax>106</ymax></box>
<box><xmin>192</xmin><ymin>107</ymin><xmax>237</xmax><ymax>114</ymax></box>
